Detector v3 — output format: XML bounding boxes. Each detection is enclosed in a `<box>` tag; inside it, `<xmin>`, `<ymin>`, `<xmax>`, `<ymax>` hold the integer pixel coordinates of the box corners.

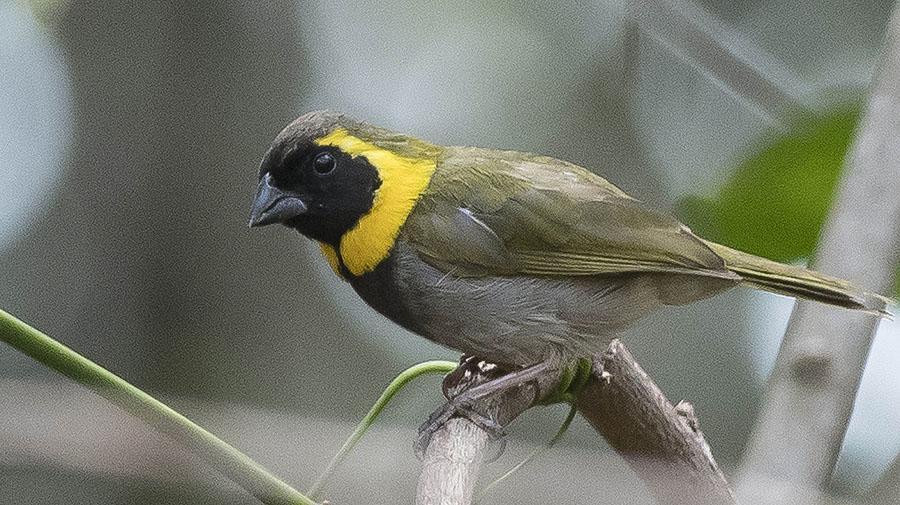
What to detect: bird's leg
<box><xmin>537</xmin><ymin>356</ymin><xmax>593</xmax><ymax>405</ymax></box>
<box><xmin>415</xmin><ymin>358</ymin><xmax>556</xmax><ymax>458</ymax></box>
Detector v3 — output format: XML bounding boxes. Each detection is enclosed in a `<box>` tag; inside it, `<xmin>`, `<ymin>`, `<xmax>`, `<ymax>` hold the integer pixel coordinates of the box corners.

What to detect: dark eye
<box><xmin>313</xmin><ymin>152</ymin><xmax>336</xmax><ymax>175</ymax></box>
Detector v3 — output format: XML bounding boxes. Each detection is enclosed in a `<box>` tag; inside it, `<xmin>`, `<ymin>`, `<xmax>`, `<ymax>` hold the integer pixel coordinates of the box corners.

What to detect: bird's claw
<box><xmin>414</xmin><ymin>399</ymin><xmax>507</xmax><ymax>459</ymax></box>
<box><xmin>415</xmin><ymin>358</ymin><xmax>554</xmax><ymax>459</ymax></box>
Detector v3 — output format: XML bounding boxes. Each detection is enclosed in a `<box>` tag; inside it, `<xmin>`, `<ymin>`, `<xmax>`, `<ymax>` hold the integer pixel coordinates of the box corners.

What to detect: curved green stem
<box><xmin>0</xmin><ymin>308</ymin><xmax>315</xmax><ymax>505</ymax></box>
<box><xmin>306</xmin><ymin>359</ymin><xmax>458</xmax><ymax>501</ymax></box>
<box><xmin>475</xmin><ymin>403</ymin><xmax>578</xmax><ymax>502</ymax></box>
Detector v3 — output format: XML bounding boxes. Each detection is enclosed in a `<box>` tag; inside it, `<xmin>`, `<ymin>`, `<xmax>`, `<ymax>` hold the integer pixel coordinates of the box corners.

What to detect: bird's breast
<box><xmin>346</xmin><ymin>241</ymin><xmax>665</xmax><ymax>366</ymax></box>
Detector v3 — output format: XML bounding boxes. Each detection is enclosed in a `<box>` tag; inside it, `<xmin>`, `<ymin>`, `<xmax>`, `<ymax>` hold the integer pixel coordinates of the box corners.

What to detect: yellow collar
<box><xmin>314</xmin><ymin>129</ymin><xmax>437</xmax><ymax>277</ymax></box>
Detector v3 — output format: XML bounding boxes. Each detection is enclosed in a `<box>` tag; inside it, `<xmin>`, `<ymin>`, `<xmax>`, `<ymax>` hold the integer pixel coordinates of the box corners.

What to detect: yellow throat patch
<box><xmin>314</xmin><ymin>129</ymin><xmax>437</xmax><ymax>277</ymax></box>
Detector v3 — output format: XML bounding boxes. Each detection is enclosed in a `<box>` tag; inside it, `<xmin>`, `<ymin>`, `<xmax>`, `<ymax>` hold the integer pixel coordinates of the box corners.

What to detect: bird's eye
<box><xmin>313</xmin><ymin>152</ymin><xmax>336</xmax><ymax>175</ymax></box>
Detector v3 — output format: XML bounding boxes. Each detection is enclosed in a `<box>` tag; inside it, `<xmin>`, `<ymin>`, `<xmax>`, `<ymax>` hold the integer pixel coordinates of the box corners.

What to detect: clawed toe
<box><xmin>415</xmin><ymin>359</ymin><xmax>555</xmax><ymax>459</ymax></box>
<box><xmin>414</xmin><ymin>400</ymin><xmax>507</xmax><ymax>459</ymax></box>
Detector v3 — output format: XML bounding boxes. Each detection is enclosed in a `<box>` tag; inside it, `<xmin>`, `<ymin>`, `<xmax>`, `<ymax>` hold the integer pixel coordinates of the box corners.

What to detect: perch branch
<box><xmin>575</xmin><ymin>339</ymin><xmax>735</xmax><ymax>505</ymax></box>
<box><xmin>736</xmin><ymin>3</ymin><xmax>900</xmax><ymax>501</ymax></box>
<box><xmin>416</xmin><ymin>341</ymin><xmax>734</xmax><ymax>505</ymax></box>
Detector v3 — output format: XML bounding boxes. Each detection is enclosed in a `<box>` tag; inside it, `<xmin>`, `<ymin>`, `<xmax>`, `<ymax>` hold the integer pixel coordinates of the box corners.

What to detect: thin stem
<box><xmin>0</xmin><ymin>308</ymin><xmax>315</xmax><ymax>505</ymax></box>
<box><xmin>475</xmin><ymin>404</ymin><xmax>577</xmax><ymax>502</ymax></box>
<box><xmin>307</xmin><ymin>360</ymin><xmax>458</xmax><ymax>501</ymax></box>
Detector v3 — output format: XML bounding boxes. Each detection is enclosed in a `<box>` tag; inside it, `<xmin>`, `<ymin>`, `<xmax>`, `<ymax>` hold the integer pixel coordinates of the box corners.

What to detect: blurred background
<box><xmin>2</xmin><ymin>0</ymin><xmax>899</xmax><ymax>503</ymax></box>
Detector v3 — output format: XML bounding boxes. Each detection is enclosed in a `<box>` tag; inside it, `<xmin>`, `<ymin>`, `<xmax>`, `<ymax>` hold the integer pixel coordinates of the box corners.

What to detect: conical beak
<box><xmin>248</xmin><ymin>174</ymin><xmax>308</xmax><ymax>227</ymax></box>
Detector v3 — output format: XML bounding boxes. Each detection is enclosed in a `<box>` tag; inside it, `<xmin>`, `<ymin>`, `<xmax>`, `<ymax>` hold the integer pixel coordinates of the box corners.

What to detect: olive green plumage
<box><xmin>250</xmin><ymin>111</ymin><xmax>889</xmax><ymax>367</ymax></box>
<box><xmin>403</xmin><ymin>145</ymin><xmax>885</xmax><ymax>312</ymax></box>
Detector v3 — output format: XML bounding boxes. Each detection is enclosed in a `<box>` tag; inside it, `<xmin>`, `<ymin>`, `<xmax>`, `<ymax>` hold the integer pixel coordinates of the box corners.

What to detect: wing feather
<box><xmin>401</xmin><ymin>147</ymin><xmax>737</xmax><ymax>281</ymax></box>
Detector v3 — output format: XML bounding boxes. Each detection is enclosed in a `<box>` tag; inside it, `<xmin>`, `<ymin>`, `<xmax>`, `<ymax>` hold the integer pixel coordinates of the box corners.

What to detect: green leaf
<box><xmin>677</xmin><ymin>104</ymin><xmax>861</xmax><ymax>263</ymax></box>
<box><xmin>677</xmin><ymin>103</ymin><xmax>899</xmax><ymax>298</ymax></box>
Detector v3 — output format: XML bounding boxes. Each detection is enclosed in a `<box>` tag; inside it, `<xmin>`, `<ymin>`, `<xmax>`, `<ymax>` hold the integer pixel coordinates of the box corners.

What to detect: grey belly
<box><xmin>350</xmin><ymin>242</ymin><xmax>732</xmax><ymax>366</ymax></box>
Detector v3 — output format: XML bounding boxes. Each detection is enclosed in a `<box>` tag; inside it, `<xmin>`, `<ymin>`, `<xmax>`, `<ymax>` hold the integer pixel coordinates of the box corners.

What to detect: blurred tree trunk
<box><xmin>737</xmin><ymin>2</ymin><xmax>900</xmax><ymax>502</ymax></box>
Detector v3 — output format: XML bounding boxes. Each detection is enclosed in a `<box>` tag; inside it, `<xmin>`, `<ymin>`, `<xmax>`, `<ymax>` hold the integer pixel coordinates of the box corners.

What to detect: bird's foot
<box><xmin>414</xmin><ymin>398</ymin><xmax>507</xmax><ymax>458</ymax></box>
<box><xmin>414</xmin><ymin>357</ymin><xmax>554</xmax><ymax>459</ymax></box>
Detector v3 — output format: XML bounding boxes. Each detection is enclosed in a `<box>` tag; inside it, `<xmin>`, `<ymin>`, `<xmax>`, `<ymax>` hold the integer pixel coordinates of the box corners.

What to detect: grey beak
<box><xmin>248</xmin><ymin>174</ymin><xmax>308</xmax><ymax>227</ymax></box>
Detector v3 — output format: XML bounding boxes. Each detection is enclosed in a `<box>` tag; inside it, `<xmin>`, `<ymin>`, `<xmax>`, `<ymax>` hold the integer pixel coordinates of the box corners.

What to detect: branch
<box><xmin>736</xmin><ymin>2</ymin><xmax>900</xmax><ymax>501</ymax></box>
<box><xmin>575</xmin><ymin>340</ymin><xmax>735</xmax><ymax>505</ymax></box>
<box><xmin>416</xmin><ymin>342</ymin><xmax>734</xmax><ymax>505</ymax></box>
<box><xmin>415</xmin><ymin>357</ymin><xmax>564</xmax><ymax>505</ymax></box>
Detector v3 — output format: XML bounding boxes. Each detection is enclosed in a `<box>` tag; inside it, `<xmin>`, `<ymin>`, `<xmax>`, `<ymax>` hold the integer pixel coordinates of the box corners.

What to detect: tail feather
<box><xmin>702</xmin><ymin>240</ymin><xmax>893</xmax><ymax>316</ymax></box>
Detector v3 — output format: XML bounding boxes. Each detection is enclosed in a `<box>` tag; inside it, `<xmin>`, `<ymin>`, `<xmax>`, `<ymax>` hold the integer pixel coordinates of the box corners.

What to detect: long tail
<box><xmin>702</xmin><ymin>240</ymin><xmax>892</xmax><ymax>315</ymax></box>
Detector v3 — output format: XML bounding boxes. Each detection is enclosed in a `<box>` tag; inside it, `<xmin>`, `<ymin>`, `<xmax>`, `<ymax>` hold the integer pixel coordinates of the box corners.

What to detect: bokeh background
<box><xmin>2</xmin><ymin>0</ymin><xmax>899</xmax><ymax>503</ymax></box>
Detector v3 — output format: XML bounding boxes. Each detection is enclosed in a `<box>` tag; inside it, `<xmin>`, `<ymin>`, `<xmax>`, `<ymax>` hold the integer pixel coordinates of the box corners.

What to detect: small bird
<box><xmin>249</xmin><ymin>110</ymin><xmax>888</xmax><ymax>437</ymax></box>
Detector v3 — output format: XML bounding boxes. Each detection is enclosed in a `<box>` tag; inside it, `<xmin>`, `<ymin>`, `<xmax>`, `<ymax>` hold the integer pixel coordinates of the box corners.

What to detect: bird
<box><xmin>248</xmin><ymin>110</ymin><xmax>889</xmax><ymax>445</ymax></box>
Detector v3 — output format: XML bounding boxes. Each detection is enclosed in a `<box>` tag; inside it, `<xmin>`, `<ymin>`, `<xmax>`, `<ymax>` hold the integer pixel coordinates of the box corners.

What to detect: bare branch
<box><xmin>417</xmin><ymin>342</ymin><xmax>734</xmax><ymax>505</ymax></box>
<box><xmin>736</xmin><ymin>3</ymin><xmax>900</xmax><ymax>501</ymax></box>
<box><xmin>575</xmin><ymin>340</ymin><xmax>736</xmax><ymax>505</ymax></box>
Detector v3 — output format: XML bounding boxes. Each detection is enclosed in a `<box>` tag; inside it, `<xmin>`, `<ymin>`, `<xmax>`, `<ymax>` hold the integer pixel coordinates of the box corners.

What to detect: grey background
<box><xmin>1</xmin><ymin>0</ymin><xmax>898</xmax><ymax>503</ymax></box>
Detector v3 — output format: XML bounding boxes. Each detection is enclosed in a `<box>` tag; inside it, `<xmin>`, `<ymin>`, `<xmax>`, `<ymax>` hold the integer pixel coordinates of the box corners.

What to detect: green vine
<box><xmin>0</xmin><ymin>308</ymin><xmax>315</xmax><ymax>505</ymax></box>
<box><xmin>0</xmin><ymin>308</ymin><xmax>460</xmax><ymax>504</ymax></box>
<box><xmin>306</xmin><ymin>360</ymin><xmax>457</xmax><ymax>501</ymax></box>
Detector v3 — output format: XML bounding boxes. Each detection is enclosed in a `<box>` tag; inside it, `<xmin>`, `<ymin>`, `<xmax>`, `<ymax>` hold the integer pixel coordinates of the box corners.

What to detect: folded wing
<box><xmin>402</xmin><ymin>148</ymin><xmax>738</xmax><ymax>282</ymax></box>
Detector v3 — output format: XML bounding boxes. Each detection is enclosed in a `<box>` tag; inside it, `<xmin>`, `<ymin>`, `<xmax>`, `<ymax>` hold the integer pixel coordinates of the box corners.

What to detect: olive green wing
<box><xmin>401</xmin><ymin>147</ymin><xmax>737</xmax><ymax>281</ymax></box>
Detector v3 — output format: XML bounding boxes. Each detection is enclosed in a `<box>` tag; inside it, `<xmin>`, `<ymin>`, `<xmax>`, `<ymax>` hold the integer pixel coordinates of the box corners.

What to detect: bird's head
<box><xmin>249</xmin><ymin>111</ymin><xmax>442</xmax><ymax>275</ymax></box>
